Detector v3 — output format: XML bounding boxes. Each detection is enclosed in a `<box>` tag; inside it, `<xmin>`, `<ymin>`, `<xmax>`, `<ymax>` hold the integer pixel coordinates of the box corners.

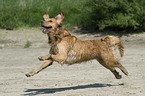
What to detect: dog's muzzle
<box><xmin>40</xmin><ymin>21</ymin><xmax>52</xmax><ymax>34</ymax></box>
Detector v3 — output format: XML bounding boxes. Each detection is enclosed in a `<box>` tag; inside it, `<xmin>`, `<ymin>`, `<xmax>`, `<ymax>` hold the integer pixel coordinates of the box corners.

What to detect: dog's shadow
<box><xmin>23</xmin><ymin>83</ymin><xmax>123</xmax><ymax>95</ymax></box>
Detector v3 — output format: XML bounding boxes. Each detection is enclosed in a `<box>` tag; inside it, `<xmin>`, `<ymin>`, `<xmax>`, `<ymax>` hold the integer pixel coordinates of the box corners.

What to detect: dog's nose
<box><xmin>40</xmin><ymin>21</ymin><xmax>44</xmax><ymax>26</ymax></box>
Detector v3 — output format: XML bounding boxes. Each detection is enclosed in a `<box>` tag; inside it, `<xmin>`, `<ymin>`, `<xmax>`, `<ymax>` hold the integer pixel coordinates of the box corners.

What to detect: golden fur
<box><xmin>26</xmin><ymin>12</ymin><xmax>128</xmax><ymax>79</ymax></box>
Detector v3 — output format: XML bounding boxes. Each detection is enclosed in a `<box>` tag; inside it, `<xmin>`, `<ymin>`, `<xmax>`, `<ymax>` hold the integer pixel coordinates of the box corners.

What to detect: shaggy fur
<box><xmin>26</xmin><ymin>12</ymin><xmax>128</xmax><ymax>79</ymax></box>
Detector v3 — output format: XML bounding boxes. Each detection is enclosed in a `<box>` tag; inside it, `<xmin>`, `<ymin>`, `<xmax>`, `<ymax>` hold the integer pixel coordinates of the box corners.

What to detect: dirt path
<box><xmin>0</xmin><ymin>28</ymin><xmax>145</xmax><ymax>96</ymax></box>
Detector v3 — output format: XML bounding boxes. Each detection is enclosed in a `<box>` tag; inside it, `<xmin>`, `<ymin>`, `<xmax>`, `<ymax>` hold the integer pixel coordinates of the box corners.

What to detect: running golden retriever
<box><xmin>26</xmin><ymin>12</ymin><xmax>128</xmax><ymax>79</ymax></box>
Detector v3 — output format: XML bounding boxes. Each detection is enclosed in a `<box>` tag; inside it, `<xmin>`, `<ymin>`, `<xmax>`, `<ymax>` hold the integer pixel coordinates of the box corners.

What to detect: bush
<box><xmin>84</xmin><ymin>0</ymin><xmax>145</xmax><ymax>30</ymax></box>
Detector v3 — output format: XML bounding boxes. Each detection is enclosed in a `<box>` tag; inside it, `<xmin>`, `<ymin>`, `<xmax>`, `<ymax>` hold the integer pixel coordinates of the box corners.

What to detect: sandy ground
<box><xmin>0</xmin><ymin>28</ymin><xmax>145</xmax><ymax>96</ymax></box>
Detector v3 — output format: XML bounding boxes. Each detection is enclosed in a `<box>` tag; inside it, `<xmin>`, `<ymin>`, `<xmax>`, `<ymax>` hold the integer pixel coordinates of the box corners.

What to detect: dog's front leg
<box><xmin>51</xmin><ymin>54</ymin><xmax>67</xmax><ymax>65</ymax></box>
<box><xmin>25</xmin><ymin>60</ymin><xmax>53</xmax><ymax>77</ymax></box>
<box><xmin>38</xmin><ymin>54</ymin><xmax>51</xmax><ymax>61</ymax></box>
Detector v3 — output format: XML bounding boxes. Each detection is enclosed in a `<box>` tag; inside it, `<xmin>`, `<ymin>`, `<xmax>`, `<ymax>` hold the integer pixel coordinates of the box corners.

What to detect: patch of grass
<box><xmin>24</xmin><ymin>41</ymin><xmax>31</xmax><ymax>48</ymax></box>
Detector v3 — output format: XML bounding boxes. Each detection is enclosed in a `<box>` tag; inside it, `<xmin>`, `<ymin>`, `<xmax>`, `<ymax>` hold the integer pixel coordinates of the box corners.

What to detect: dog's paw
<box><xmin>25</xmin><ymin>72</ymin><xmax>34</xmax><ymax>77</ymax></box>
<box><xmin>116</xmin><ymin>75</ymin><xmax>122</xmax><ymax>79</ymax></box>
<box><xmin>38</xmin><ymin>56</ymin><xmax>46</xmax><ymax>61</ymax></box>
<box><xmin>116</xmin><ymin>74</ymin><xmax>122</xmax><ymax>79</ymax></box>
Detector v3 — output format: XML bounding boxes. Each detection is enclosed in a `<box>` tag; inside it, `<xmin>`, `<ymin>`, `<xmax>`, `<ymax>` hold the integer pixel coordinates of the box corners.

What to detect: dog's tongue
<box><xmin>42</xmin><ymin>27</ymin><xmax>51</xmax><ymax>33</ymax></box>
<box><xmin>43</xmin><ymin>28</ymin><xmax>47</xmax><ymax>32</ymax></box>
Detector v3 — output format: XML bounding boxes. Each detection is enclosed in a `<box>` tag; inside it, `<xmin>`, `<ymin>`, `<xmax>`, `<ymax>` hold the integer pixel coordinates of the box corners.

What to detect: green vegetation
<box><xmin>85</xmin><ymin>0</ymin><xmax>145</xmax><ymax>30</ymax></box>
<box><xmin>24</xmin><ymin>41</ymin><xmax>31</xmax><ymax>48</ymax></box>
<box><xmin>0</xmin><ymin>0</ymin><xmax>145</xmax><ymax>31</ymax></box>
<box><xmin>0</xmin><ymin>0</ymin><xmax>88</xmax><ymax>28</ymax></box>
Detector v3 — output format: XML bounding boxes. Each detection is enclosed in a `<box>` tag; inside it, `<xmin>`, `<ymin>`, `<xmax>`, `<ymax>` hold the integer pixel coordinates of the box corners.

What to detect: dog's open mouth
<box><xmin>42</xmin><ymin>26</ymin><xmax>52</xmax><ymax>34</ymax></box>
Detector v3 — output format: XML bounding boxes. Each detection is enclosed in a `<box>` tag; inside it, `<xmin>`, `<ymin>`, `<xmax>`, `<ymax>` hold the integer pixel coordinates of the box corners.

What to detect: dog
<box><xmin>25</xmin><ymin>12</ymin><xmax>128</xmax><ymax>79</ymax></box>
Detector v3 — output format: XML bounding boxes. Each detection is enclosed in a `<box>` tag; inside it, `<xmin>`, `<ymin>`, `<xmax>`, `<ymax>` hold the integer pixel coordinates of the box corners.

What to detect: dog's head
<box><xmin>40</xmin><ymin>12</ymin><xmax>64</xmax><ymax>34</ymax></box>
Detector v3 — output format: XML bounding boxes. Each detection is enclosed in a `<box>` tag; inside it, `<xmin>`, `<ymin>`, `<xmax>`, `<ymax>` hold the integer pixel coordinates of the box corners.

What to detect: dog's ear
<box><xmin>43</xmin><ymin>14</ymin><xmax>49</xmax><ymax>21</ymax></box>
<box><xmin>55</xmin><ymin>12</ymin><xmax>64</xmax><ymax>24</ymax></box>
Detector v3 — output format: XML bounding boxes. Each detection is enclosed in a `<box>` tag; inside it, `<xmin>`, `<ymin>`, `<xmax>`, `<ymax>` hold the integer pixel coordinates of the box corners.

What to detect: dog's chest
<box><xmin>65</xmin><ymin>50</ymin><xmax>80</xmax><ymax>64</ymax></box>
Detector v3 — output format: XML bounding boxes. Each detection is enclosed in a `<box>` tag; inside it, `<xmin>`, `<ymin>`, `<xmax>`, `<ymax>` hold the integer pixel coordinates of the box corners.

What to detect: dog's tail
<box><xmin>102</xmin><ymin>35</ymin><xmax>124</xmax><ymax>58</ymax></box>
<box><xmin>117</xmin><ymin>40</ymin><xmax>124</xmax><ymax>57</ymax></box>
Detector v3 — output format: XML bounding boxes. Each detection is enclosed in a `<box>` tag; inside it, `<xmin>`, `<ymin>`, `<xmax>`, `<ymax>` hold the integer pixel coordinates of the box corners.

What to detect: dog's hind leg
<box><xmin>109</xmin><ymin>67</ymin><xmax>122</xmax><ymax>79</ymax></box>
<box><xmin>96</xmin><ymin>58</ymin><xmax>122</xmax><ymax>79</ymax></box>
<box><xmin>117</xmin><ymin>62</ymin><xmax>128</xmax><ymax>76</ymax></box>
<box><xmin>109</xmin><ymin>61</ymin><xmax>128</xmax><ymax>77</ymax></box>
<box><xmin>25</xmin><ymin>59</ymin><xmax>53</xmax><ymax>77</ymax></box>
